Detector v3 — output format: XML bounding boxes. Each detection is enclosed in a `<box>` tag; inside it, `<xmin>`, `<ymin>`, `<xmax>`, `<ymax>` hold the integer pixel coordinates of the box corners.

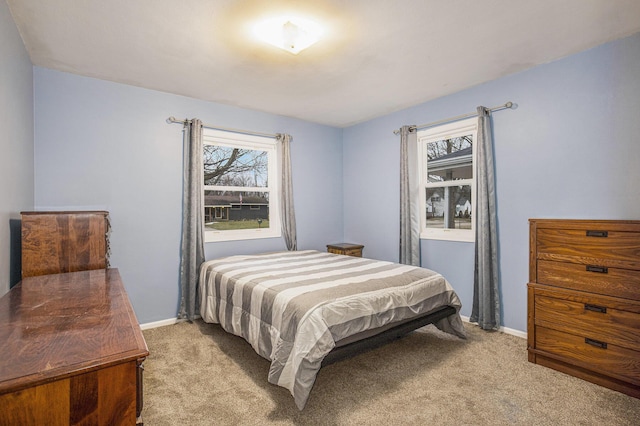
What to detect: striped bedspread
<box><xmin>199</xmin><ymin>250</ymin><xmax>466</xmax><ymax>409</ymax></box>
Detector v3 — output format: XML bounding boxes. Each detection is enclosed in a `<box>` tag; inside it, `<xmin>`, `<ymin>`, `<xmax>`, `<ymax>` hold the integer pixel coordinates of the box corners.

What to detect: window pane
<box><xmin>425</xmin><ymin>185</ymin><xmax>472</xmax><ymax>229</ymax></box>
<box><xmin>426</xmin><ymin>136</ymin><xmax>473</xmax><ymax>182</ymax></box>
<box><xmin>203</xmin><ymin>145</ymin><xmax>268</xmax><ymax>187</ymax></box>
<box><xmin>204</xmin><ymin>190</ymin><xmax>270</xmax><ymax>230</ymax></box>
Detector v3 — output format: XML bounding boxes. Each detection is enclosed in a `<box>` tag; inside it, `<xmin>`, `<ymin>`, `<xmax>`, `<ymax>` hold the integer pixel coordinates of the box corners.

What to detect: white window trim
<box><xmin>202</xmin><ymin>129</ymin><xmax>281</xmax><ymax>243</ymax></box>
<box><xmin>417</xmin><ymin>117</ymin><xmax>477</xmax><ymax>243</ymax></box>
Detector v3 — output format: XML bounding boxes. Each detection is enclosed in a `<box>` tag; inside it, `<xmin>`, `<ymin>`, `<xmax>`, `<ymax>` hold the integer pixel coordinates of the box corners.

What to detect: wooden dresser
<box><xmin>0</xmin><ymin>269</ymin><xmax>148</xmax><ymax>425</ymax></box>
<box><xmin>527</xmin><ymin>219</ymin><xmax>640</xmax><ymax>398</ymax></box>
<box><xmin>327</xmin><ymin>243</ymin><xmax>364</xmax><ymax>257</ymax></box>
<box><xmin>21</xmin><ymin>211</ymin><xmax>110</xmax><ymax>278</ymax></box>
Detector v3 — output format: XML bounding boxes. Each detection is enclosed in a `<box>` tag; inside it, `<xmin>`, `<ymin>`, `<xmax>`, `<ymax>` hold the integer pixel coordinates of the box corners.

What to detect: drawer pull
<box><xmin>585</xmin><ymin>265</ymin><xmax>608</xmax><ymax>274</ymax></box>
<box><xmin>586</xmin><ymin>230</ymin><xmax>608</xmax><ymax>237</ymax></box>
<box><xmin>584</xmin><ymin>304</ymin><xmax>607</xmax><ymax>314</ymax></box>
<box><xmin>585</xmin><ymin>338</ymin><xmax>607</xmax><ymax>349</ymax></box>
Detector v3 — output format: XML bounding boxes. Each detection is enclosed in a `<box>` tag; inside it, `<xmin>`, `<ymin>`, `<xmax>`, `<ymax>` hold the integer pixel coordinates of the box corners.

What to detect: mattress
<box><xmin>199</xmin><ymin>250</ymin><xmax>466</xmax><ymax>409</ymax></box>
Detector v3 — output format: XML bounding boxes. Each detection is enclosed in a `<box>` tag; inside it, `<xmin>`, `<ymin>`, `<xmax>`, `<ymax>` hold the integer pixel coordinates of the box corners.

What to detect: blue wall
<box><xmin>30</xmin><ymin>32</ymin><xmax>640</xmax><ymax>332</ymax></box>
<box><xmin>342</xmin><ymin>33</ymin><xmax>640</xmax><ymax>332</ymax></box>
<box><xmin>33</xmin><ymin>68</ymin><xmax>343</xmax><ymax>323</ymax></box>
<box><xmin>0</xmin><ymin>2</ymin><xmax>34</xmax><ymax>296</ymax></box>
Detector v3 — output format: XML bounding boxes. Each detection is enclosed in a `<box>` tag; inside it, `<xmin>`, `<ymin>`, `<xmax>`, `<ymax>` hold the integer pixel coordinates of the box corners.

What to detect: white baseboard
<box><xmin>141</xmin><ymin>315</ymin><xmax>528</xmax><ymax>339</ymax></box>
<box><xmin>140</xmin><ymin>318</ymin><xmax>181</xmax><ymax>330</ymax></box>
<box><xmin>140</xmin><ymin>315</ymin><xmax>202</xmax><ymax>330</ymax></box>
<box><xmin>460</xmin><ymin>315</ymin><xmax>527</xmax><ymax>339</ymax></box>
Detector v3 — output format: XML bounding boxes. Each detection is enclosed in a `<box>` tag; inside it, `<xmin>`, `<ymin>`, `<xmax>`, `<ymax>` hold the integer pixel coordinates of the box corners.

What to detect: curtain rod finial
<box><xmin>506</xmin><ymin>102</ymin><xmax>517</xmax><ymax>110</ymax></box>
<box><xmin>166</xmin><ymin>116</ymin><xmax>176</xmax><ymax>124</ymax></box>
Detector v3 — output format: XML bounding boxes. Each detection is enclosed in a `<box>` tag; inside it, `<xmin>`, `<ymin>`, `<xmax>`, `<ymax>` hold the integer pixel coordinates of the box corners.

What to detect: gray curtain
<box><xmin>470</xmin><ymin>107</ymin><xmax>501</xmax><ymax>330</ymax></box>
<box><xmin>178</xmin><ymin>118</ymin><xmax>205</xmax><ymax>321</ymax></box>
<box><xmin>399</xmin><ymin>125</ymin><xmax>421</xmax><ymax>266</ymax></box>
<box><xmin>278</xmin><ymin>133</ymin><xmax>297</xmax><ymax>250</ymax></box>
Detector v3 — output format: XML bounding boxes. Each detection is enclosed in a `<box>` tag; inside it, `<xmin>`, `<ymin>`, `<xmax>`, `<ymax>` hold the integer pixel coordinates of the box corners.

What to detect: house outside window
<box><xmin>203</xmin><ymin>129</ymin><xmax>281</xmax><ymax>242</ymax></box>
<box><xmin>418</xmin><ymin>117</ymin><xmax>477</xmax><ymax>242</ymax></box>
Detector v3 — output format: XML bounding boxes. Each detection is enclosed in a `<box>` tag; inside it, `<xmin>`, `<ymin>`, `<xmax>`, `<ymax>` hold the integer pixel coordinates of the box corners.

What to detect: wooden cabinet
<box><xmin>528</xmin><ymin>219</ymin><xmax>640</xmax><ymax>399</ymax></box>
<box><xmin>0</xmin><ymin>269</ymin><xmax>148</xmax><ymax>425</ymax></box>
<box><xmin>327</xmin><ymin>243</ymin><xmax>364</xmax><ymax>257</ymax></box>
<box><xmin>21</xmin><ymin>211</ymin><xmax>110</xmax><ymax>278</ymax></box>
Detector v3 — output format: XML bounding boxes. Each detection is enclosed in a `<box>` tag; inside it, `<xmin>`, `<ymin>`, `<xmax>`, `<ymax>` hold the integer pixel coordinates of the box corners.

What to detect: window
<box><xmin>417</xmin><ymin>117</ymin><xmax>477</xmax><ymax>242</ymax></box>
<box><xmin>202</xmin><ymin>129</ymin><xmax>281</xmax><ymax>242</ymax></box>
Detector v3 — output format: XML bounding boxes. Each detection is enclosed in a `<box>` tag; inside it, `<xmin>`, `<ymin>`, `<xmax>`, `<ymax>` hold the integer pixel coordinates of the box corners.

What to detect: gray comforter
<box><xmin>199</xmin><ymin>250</ymin><xmax>466</xmax><ymax>409</ymax></box>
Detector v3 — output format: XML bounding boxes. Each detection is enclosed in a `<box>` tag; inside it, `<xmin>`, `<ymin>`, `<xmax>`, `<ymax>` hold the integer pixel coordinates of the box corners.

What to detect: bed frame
<box><xmin>321</xmin><ymin>305</ymin><xmax>456</xmax><ymax>366</ymax></box>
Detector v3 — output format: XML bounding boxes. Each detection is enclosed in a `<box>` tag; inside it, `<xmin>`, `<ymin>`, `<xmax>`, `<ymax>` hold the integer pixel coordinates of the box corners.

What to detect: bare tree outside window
<box><xmin>203</xmin><ymin>145</ymin><xmax>271</xmax><ymax>231</ymax></box>
<box><xmin>204</xmin><ymin>146</ymin><xmax>268</xmax><ymax>187</ymax></box>
<box><xmin>425</xmin><ymin>135</ymin><xmax>473</xmax><ymax>230</ymax></box>
<box><xmin>418</xmin><ymin>117</ymin><xmax>476</xmax><ymax>242</ymax></box>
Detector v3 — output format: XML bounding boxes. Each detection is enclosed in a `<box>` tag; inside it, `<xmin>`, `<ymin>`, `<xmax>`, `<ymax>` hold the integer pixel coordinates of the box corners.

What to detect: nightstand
<box><xmin>327</xmin><ymin>243</ymin><xmax>364</xmax><ymax>257</ymax></box>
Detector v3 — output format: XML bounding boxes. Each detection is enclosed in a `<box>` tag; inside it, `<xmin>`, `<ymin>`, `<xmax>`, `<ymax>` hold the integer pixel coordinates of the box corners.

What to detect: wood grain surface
<box><xmin>21</xmin><ymin>211</ymin><xmax>109</xmax><ymax>278</ymax></box>
<box><xmin>0</xmin><ymin>269</ymin><xmax>148</xmax><ymax>425</ymax></box>
<box><xmin>528</xmin><ymin>218</ymin><xmax>640</xmax><ymax>399</ymax></box>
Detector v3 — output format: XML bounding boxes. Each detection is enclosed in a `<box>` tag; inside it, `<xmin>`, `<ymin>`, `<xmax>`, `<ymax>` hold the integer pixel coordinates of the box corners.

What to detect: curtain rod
<box><xmin>166</xmin><ymin>116</ymin><xmax>278</xmax><ymax>139</ymax></box>
<box><xmin>393</xmin><ymin>102</ymin><xmax>516</xmax><ymax>135</ymax></box>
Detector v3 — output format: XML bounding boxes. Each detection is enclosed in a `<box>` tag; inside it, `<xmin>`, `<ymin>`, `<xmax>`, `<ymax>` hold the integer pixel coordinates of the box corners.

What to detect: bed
<box><xmin>199</xmin><ymin>250</ymin><xmax>466</xmax><ymax>409</ymax></box>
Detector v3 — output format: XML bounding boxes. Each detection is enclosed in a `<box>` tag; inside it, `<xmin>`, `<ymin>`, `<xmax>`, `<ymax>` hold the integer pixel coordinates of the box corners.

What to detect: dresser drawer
<box><xmin>534</xmin><ymin>292</ymin><xmax>640</xmax><ymax>351</ymax></box>
<box><xmin>537</xmin><ymin>260</ymin><xmax>640</xmax><ymax>301</ymax></box>
<box><xmin>529</xmin><ymin>219</ymin><xmax>640</xmax><ymax>399</ymax></box>
<box><xmin>536</xmin><ymin>326</ymin><xmax>640</xmax><ymax>386</ymax></box>
<box><xmin>536</xmin><ymin>228</ymin><xmax>640</xmax><ymax>270</ymax></box>
<box><xmin>342</xmin><ymin>248</ymin><xmax>363</xmax><ymax>257</ymax></box>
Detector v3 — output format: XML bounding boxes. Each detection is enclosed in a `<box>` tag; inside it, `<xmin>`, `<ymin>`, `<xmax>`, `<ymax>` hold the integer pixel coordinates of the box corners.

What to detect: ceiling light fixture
<box><xmin>253</xmin><ymin>17</ymin><xmax>323</xmax><ymax>55</ymax></box>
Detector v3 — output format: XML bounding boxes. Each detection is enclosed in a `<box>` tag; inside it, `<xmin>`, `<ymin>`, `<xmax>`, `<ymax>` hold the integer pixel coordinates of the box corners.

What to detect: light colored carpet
<box><xmin>141</xmin><ymin>320</ymin><xmax>640</xmax><ymax>425</ymax></box>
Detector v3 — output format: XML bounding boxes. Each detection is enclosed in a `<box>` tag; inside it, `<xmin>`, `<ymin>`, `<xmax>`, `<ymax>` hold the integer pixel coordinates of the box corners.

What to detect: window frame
<box><xmin>417</xmin><ymin>117</ymin><xmax>477</xmax><ymax>242</ymax></box>
<box><xmin>202</xmin><ymin>128</ymin><xmax>281</xmax><ymax>243</ymax></box>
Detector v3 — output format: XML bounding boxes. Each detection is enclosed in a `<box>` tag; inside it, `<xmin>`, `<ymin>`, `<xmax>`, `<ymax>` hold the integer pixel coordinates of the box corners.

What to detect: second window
<box><xmin>417</xmin><ymin>117</ymin><xmax>477</xmax><ymax>242</ymax></box>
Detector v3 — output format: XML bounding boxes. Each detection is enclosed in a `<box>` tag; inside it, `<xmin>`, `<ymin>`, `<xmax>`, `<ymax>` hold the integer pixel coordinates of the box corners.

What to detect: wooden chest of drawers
<box><xmin>21</xmin><ymin>211</ymin><xmax>110</xmax><ymax>278</ymax></box>
<box><xmin>528</xmin><ymin>219</ymin><xmax>640</xmax><ymax>398</ymax></box>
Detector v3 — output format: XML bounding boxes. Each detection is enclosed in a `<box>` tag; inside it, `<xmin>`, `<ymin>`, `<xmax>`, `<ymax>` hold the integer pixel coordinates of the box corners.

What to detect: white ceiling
<box><xmin>7</xmin><ymin>0</ymin><xmax>640</xmax><ymax>128</ymax></box>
